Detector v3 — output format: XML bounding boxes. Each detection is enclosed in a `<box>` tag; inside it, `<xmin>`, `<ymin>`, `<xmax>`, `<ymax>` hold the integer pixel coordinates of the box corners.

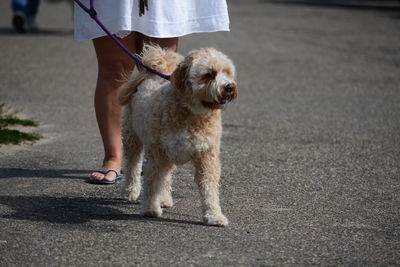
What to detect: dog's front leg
<box><xmin>159</xmin><ymin>170</ymin><xmax>175</xmax><ymax>208</ymax></box>
<box><xmin>193</xmin><ymin>150</ymin><xmax>228</xmax><ymax>227</ymax></box>
<box><xmin>141</xmin><ymin>156</ymin><xmax>174</xmax><ymax>217</ymax></box>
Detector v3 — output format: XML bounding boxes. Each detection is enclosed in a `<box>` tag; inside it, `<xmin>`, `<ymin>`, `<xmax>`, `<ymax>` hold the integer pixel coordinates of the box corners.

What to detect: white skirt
<box><xmin>74</xmin><ymin>0</ymin><xmax>230</xmax><ymax>41</ymax></box>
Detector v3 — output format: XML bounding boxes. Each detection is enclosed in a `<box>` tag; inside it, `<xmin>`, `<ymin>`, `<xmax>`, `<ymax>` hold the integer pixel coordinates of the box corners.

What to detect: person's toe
<box><xmin>90</xmin><ymin>171</ymin><xmax>105</xmax><ymax>181</ymax></box>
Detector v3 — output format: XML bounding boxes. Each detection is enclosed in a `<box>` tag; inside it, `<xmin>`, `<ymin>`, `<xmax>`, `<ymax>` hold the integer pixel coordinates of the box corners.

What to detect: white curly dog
<box><xmin>119</xmin><ymin>44</ymin><xmax>237</xmax><ymax>226</ymax></box>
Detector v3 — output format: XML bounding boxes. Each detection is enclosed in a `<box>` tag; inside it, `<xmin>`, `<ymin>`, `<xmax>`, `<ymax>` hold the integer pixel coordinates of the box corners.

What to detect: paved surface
<box><xmin>1</xmin><ymin>0</ymin><xmax>399</xmax><ymax>265</ymax></box>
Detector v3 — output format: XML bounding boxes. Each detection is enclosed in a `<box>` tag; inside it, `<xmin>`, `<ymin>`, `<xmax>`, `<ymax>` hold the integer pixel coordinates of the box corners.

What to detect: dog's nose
<box><xmin>224</xmin><ymin>84</ymin><xmax>235</xmax><ymax>95</ymax></box>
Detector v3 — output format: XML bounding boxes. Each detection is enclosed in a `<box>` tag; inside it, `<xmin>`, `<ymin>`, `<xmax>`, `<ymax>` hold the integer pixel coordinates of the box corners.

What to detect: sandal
<box><xmin>87</xmin><ymin>169</ymin><xmax>122</xmax><ymax>185</ymax></box>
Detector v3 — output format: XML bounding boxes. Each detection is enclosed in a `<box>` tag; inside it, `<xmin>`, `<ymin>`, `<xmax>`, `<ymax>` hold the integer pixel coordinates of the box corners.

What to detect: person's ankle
<box><xmin>102</xmin><ymin>157</ymin><xmax>122</xmax><ymax>168</ymax></box>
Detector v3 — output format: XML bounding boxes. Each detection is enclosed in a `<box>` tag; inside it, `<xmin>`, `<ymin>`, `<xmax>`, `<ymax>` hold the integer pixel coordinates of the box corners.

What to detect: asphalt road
<box><xmin>1</xmin><ymin>0</ymin><xmax>399</xmax><ymax>265</ymax></box>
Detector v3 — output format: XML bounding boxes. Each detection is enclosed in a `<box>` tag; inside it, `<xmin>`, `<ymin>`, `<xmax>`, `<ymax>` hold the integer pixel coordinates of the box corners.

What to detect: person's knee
<box><xmin>98</xmin><ymin>60</ymin><xmax>134</xmax><ymax>85</ymax></box>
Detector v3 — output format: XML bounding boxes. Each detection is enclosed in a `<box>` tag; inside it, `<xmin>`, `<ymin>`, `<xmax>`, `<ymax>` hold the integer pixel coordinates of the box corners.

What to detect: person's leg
<box><xmin>25</xmin><ymin>0</ymin><xmax>40</xmax><ymax>18</ymax></box>
<box><xmin>25</xmin><ymin>0</ymin><xmax>40</xmax><ymax>31</ymax></box>
<box><xmin>12</xmin><ymin>0</ymin><xmax>40</xmax><ymax>33</ymax></box>
<box><xmin>136</xmin><ymin>33</ymin><xmax>179</xmax><ymax>53</ymax></box>
<box><xmin>91</xmin><ymin>33</ymin><xmax>137</xmax><ymax>182</ymax></box>
<box><xmin>12</xmin><ymin>0</ymin><xmax>27</xmax><ymax>13</ymax></box>
<box><xmin>12</xmin><ymin>0</ymin><xmax>28</xmax><ymax>33</ymax></box>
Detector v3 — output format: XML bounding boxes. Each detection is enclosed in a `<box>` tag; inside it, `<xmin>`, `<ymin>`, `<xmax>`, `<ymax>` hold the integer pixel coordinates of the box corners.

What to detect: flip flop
<box><xmin>87</xmin><ymin>169</ymin><xmax>122</xmax><ymax>185</ymax></box>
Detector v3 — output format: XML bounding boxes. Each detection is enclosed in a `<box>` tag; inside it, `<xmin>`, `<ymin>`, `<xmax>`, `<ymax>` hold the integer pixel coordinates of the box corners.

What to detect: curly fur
<box><xmin>119</xmin><ymin>44</ymin><xmax>184</xmax><ymax>106</ymax></box>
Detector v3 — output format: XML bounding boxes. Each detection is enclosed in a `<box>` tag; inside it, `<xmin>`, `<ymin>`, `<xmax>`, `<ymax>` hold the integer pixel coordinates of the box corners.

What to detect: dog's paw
<box><xmin>204</xmin><ymin>212</ymin><xmax>229</xmax><ymax>227</ymax></box>
<box><xmin>122</xmin><ymin>184</ymin><xmax>141</xmax><ymax>203</ymax></box>
<box><xmin>140</xmin><ymin>206</ymin><xmax>162</xmax><ymax>218</ymax></box>
<box><xmin>122</xmin><ymin>188</ymin><xmax>140</xmax><ymax>203</ymax></box>
<box><xmin>127</xmin><ymin>192</ymin><xmax>140</xmax><ymax>204</ymax></box>
<box><xmin>160</xmin><ymin>195</ymin><xmax>173</xmax><ymax>208</ymax></box>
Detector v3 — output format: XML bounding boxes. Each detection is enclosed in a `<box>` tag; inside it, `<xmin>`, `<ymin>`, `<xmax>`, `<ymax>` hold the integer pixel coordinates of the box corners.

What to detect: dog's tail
<box><xmin>118</xmin><ymin>44</ymin><xmax>184</xmax><ymax>106</ymax></box>
<box><xmin>118</xmin><ymin>71</ymin><xmax>147</xmax><ymax>106</ymax></box>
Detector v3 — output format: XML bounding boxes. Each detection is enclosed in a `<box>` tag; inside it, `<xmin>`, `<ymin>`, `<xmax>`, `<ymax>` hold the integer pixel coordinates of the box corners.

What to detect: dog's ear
<box><xmin>170</xmin><ymin>57</ymin><xmax>192</xmax><ymax>98</ymax></box>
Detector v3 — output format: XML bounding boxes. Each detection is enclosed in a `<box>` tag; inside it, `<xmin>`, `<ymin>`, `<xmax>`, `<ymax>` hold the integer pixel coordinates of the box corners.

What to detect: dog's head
<box><xmin>171</xmin><ymin>48</ymin><xmax>237</xmax><ymax>114</ymax></box>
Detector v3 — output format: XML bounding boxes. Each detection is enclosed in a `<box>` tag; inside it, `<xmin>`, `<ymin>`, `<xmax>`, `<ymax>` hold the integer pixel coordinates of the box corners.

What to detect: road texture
<box><xmin>0</xmin><ymin>0</ymin><xmax>399</xmax><ymax>265</ymax></box>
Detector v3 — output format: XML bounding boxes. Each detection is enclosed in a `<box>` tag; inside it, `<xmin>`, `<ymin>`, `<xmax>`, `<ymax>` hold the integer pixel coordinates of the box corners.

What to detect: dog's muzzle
<box><xmin>203</xmin><ymin>83</ymin><xmax>238</xmax><ymax>109</ymax></box>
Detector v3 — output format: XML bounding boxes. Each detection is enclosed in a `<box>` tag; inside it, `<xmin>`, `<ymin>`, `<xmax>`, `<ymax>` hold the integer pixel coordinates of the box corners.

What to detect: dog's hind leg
<box><xmin>141</xmin><ymin>149</ymin><xmax>174</xmax><ymax>217</ymax></box>
<box><xmin>193</xmin><ymin>150</ymin><xmax>228</xmax><ymax>227</ymax></box>
<box><xmin>121</xmin><ymin>126</ymin><xmax>143</xmax><ymax>203</ymax></box>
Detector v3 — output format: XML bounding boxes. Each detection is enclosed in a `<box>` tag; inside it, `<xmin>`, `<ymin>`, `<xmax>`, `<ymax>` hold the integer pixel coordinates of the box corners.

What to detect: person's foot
<box><xmin>12</xmin><ymin>12</ymin><xmax>26</xmax><ymax>33</ymax></box>
<box><xmin>12</xmin><ymin>12</ymin><xmax>39</xmax><ymax>33</ymax></box>
<box><xmin>90</xmin><ymin>159</ymin><xmax>121</xmax><ymax>182</ymax></box>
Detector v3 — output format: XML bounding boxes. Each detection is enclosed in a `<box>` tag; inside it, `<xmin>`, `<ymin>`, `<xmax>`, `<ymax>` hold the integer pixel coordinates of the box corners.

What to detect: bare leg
<box><xmin>90</xmin><ymin>34</ymin><xmax>136</xmax><ymax>182</ymax></box>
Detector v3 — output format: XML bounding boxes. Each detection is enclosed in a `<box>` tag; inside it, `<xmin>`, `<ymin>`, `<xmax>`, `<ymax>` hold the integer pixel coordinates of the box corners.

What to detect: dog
<box><xmin>118</xmin><ymin>44</ymin><xmax>237</xmax><ymax>226</ymax></box>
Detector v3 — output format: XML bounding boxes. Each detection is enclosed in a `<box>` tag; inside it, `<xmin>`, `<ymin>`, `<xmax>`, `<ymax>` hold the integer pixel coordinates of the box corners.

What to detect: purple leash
<box><xmin>73</xmin><ymin>0</ymin><xmax>171</xmax><ymax>80</ymax></box>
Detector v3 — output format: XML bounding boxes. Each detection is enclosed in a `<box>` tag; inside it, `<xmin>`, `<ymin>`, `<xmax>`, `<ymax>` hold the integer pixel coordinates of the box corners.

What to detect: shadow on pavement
<box><xmin>0</xmin><ymin>168</ymin><xmax>90</xmax><ymax>180</ymax></box>
<box><xmin>0</xmin><ymin>195</ymin><xmax>205</xmax><ymax>227</ymax></box>
<box><xmin>0</xmin><ymin>27</ymin><xmax>72</xmax><ymax>36</ymax></box>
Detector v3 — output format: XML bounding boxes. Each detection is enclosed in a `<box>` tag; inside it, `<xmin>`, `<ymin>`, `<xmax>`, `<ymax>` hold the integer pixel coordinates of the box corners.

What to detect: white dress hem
<box><xmin>74</xmin><ymin>16</ymin><xmax>230</xmax><ymax>41</ymax></box>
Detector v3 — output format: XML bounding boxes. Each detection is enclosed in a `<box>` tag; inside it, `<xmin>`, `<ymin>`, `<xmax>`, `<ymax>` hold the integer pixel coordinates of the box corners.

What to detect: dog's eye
<box><xmin>205</xmin><ymin>70</ymin><xmax>217</xmax><ymax>79</ymax></box>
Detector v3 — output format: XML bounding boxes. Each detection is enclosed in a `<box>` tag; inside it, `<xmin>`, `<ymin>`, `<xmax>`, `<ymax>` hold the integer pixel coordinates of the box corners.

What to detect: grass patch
<box><xmin>0</xmin><ymin>104</ymin><xmax>42</xmax><ymax>145</ymax></box>
<box><xmin>0</xmin><ymin>128</ymin><xmax>42</xmax><ymax>145</ymax></box>
<box><xmin>0</xmin><ymin>117</ymin><xmax>39</xmax><ymax>128</ymax></box>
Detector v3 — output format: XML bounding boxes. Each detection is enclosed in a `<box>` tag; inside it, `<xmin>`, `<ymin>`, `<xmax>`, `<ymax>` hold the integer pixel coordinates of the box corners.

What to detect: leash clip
<box><xmin>88</xmin><ymin>8</ymin><xmax>97</xmax><ymax>18</ymax></box>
